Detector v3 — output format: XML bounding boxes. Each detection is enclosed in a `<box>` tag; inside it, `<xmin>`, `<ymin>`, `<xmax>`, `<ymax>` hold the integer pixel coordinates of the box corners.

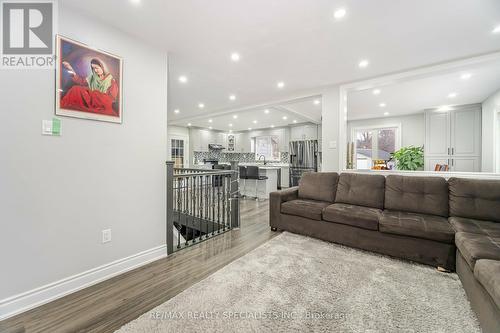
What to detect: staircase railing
<box><xmin>166</xmin><ymin>161</ymin><xmax>240</xmax><ymax>254</ymax></box>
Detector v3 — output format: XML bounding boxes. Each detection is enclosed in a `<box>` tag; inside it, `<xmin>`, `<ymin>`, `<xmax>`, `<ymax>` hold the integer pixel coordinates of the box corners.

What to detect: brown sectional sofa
<box><xmin>270</xmin><ymin>172</ymin><xmax>500</xmax><ymax>333</ymax></box>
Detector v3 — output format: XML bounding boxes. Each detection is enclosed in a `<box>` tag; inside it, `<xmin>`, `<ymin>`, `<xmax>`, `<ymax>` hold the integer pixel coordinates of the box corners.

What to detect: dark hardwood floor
<box><xmin>1</xmin><ymin>199</ymin><xmax>277</xmax><ymax>333</ymax></box>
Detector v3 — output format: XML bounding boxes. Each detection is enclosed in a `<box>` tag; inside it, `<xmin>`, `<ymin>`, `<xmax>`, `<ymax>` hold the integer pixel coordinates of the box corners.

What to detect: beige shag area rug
<box><xmin>116</xmin><ymin>232</ymin><xmax>480</xmax><ymax>333</ymax></box>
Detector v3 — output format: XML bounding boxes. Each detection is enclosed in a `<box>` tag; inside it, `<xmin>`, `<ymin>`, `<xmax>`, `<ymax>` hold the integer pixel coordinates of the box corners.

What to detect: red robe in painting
<box><xmin>61</xmin><ymin>74</ymin><xmax>119</xmax><ymax>117</ymax></box>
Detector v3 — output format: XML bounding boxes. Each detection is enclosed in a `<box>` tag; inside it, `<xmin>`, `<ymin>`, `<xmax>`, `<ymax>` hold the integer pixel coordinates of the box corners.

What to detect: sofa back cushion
<box><xmin>385</xmin><ymin>175</ymin><xmax>449</xmax><ymax>217</ymax></box>
<box><xmin>298</xmin><ymin>172</ymin><xmax>339</xmax><ymax>203</ymax></box>
<box><xmin>335</xmin><ymin>173</ymin><xmax>385</xmax><ymax>209</ymax></box>
<box><xmin>449</xmin><ymin>177</ymin><xmax>500</xmax><ymax>222</ymax></box>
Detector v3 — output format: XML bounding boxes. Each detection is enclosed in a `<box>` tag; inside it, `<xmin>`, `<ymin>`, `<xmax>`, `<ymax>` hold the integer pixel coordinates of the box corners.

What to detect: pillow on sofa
<box><xmin>335</xmin><ymin>173</ymin><xmax>386</xmax><ymax>209</ymax></box>
<box><xmin>449</xmin><ymin>177</ymin><xmax>500</xmax><ymax>223</ymax></box>
<box><xmin>385</xmin><ymin>175</ymin><xmax>449</xmax><ymax>217</ymax></box>
<box><xmin>298</xmin><ymin>172</ymin><xmax>339</xmax><ymax>203</ymax></box>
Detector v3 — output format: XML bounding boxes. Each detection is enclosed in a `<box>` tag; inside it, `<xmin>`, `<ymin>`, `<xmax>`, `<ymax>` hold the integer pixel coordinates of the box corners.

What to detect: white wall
<box><xmin>0</xmin><ymin>5</ymin><xmax>168</xmax><ymax>312</ymax></box>
<box><xmin>321</xmin><ymin>87</ymin><xmax>341</xmax><ymax>171</ymax></box>
<box><xmin>347</xmin><ymin>113</ymin><xmax>425</xmax><ymax>148</ymax></box>
<box><xmin>482</xmin><ymin>89</ymin><xmax>500</xmax><ymax>172</ymax></box>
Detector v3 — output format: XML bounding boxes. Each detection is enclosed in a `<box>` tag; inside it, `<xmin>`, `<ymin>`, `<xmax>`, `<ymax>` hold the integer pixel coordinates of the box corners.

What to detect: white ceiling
<box><xmin>181</xmin><ymin>96</ymin><xmax>322</xmax><ymax>132</ymax></box>
<box><xmin>63</xmin><ymin>0</ymin><xmax>500</xmax><ymax>122</ymax></box>
<box><xmin>348</xmin><ymin>58</ymin><xmax>500</xmax><ymax>120</ymax></box>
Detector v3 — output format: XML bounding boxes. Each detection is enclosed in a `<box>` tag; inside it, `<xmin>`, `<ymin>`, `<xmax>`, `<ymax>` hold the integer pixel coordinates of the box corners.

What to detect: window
<box><xmin>254</xmin><ymin>135</ymin><xmax>280</xmax><ymax>161</ymax></box>
<box><xmin>171</xmin><ymin>139</ymin><xmax>185</xmax><ymax>168</ymax></box>
<box><xmin>353</xmin><ymin>126</ymin><xmax>399</xmax><ymax>169</ymax></box>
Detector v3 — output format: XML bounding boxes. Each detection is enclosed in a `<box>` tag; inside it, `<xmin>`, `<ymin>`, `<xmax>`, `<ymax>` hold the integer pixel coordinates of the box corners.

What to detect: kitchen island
<box><xmin>240</xmin><ymin>165</ymin><xmax>281</xmax><ymax>200</ymax></box>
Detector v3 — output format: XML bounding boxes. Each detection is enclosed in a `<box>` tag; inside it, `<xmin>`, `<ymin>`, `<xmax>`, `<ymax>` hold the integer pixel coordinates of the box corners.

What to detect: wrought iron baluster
<box><xmin>210</xmin><ymin>176</ymin><xmax>215</xmax><ymax>236</ymax></box>
<box><xmin>176</xmin><ymin>177</ymin><xmax>182</xmax><ymax>249</ymax></box>
<box><xmin>198</xmin><ymin>176</ymin><xmax>203</xmax><ymax>241</ymax></box>
<box><xmin>184</xmin><ymin>176</ymin><xmax>188</xmax><ymax>247</ymax></box>
<box><xmin>205</xmin><ymin>175</ymin><xmax>209</xmax><ymax>238</ymax></box>
<box><xmin>226</xmin><ymin>175</ymin><xmax>231</xmax><ymax>230</ymax></box>
<box><xmin>191</xmin><ymin>175</ymin><xmax>196</xmax><ymax>243</ymax></box>
<box><xmin>222</xmin><ymin>175</ymin><xmax>226</xmax><ymax>232</ymax></box>
<box><xmin>217</xmin><ymin>175</ymin><xmax>221</xmax><ymax>234</ymax></box>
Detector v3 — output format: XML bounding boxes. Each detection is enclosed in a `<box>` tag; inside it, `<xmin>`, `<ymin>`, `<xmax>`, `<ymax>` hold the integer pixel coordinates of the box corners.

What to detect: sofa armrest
<box><xmin>270</xmin><ymin>187</ymin><xmax>299</xmax><ymax>228</ymax></box>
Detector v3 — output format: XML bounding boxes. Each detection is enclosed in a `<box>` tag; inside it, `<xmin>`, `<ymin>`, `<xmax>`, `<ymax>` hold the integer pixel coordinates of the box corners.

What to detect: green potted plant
<box><xmin>391</xmin><ymin>146</ymin><xmax>424</xmax><ymax>171</ymax></box>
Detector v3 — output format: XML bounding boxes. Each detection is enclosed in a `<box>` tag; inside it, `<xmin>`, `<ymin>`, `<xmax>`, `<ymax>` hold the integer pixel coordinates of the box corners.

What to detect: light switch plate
<box><xmin>102</xmin><ymin>229</ymin><xmax>112</xmax><ymax>243</ymax></box>
<box><xmin>42</xmin><ymin>120</ymin><xmax>53</xmax><ymax>135</ymax></box>
<box><xmin>329</xmin><ymin>141</ymin><xmax>337</xmax><ymax>149</ymax></box>
<box><xmin>42</xmin><ymin>118</ymin><xmax>61</xmax><ymax>136</ymax></box>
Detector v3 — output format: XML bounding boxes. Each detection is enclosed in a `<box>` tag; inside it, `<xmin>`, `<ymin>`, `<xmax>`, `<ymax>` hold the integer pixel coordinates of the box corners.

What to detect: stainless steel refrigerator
<box><xmin>289</xmin><ymin>140</ymin><xmax>319</xmax><ymax>186</ymax></box>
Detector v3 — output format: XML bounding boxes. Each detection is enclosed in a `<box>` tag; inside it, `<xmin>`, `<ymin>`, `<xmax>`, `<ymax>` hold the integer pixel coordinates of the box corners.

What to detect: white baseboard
<box><xmin>0</xmin><ymin>245</ymin><xmax>168</xmax><ymax>321</ymax></box>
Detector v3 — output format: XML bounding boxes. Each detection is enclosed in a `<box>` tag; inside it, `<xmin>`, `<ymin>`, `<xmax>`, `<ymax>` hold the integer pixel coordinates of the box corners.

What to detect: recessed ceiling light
<box><xmin>293</xmin><ymin>120</ymin><xmax>298</xmax><ymax>123</ymax></box>
<box><xmin>248</xmin><ymin>127</ymin><xmax>252</xmax><ymax>131</ymax></box>
<box><xmin>233</xmin><ymin>115</ymin><xmax>238</xmax><ymax>119</ymax></box>
<box><xmin>174</xmin><ymin>109</ymin><xmax>180</xmax><ymax>114</ymax></box>
<box><xmin>372</xmin><ymin>89</ymin><xmax>381</xmax><ymax>95</ymax></box>
<box><xmin>282</xmin><ymin>116</ymin><xmax>288</xmax><ymax>120</ymax></box>
<box><xmin>492</xmin><ymin>25</ymin><xmax>500</xmax><ymax>34</ymax></box>
<box><xmin>231</xmin><ymin>52</ymin><xmax>240</xmax><ymax>62</ymax></box>
<box><xmin>383</xmin><ymin>112</ymin><xmax>390</xmax><ymax>116</ymax></box>
<box><xmin>264</xmin><ymin>109</ymin><xmax>270</xmax><ymax>114</ymax></box>
<box><xmin>208</xmin><ymin>119</ymin><xmax>213</xmax><ymax>123</ymax></box>
<box><xmin>198</xmin><ymin>103</ymin><xmax>205</xmax><ymax>109</ymax></box>
<box><xmin>229</xmin><ymin>130</ymin><xmax>233</xmax><ymax>133</ymax></box>
<box><xmin>313</xmin><ymin>99</ymin><xmax>321</xmax><ymax>105</ymax></box>
<box><xmin>253</xmin><ymin>120</ymin><xmax>257</xmax><ymax>124</ymax></box>
<box><xmin>333</xmin><ymin>8</ymin><xmax>346</xmax><ymax>20</ymax></box>
<box><xmin>209</xmin><ymin>126</ymin><xmax>212</xmax><ymax>130</ymax></box>
<box><xmin>229</xmin><ymin>123</ymin><xmax>233</xmax><ymax>127</ymax></box>
<box><xmin>379</xmin><ymin>103</ymin><xmax>386</xmax><ymax>108</ymax></box>
<box><xmin>358</xmin><ymin>60</ymin><xmax>369</xmax><ymax>68</ymax></box>
<box><xmin>461</xmin><ymin>73</ymin><xmax>471</xmax><ymax>80</ymax></box>
<box><xmin>277</xmin><ymin>81</ymin><xmax>285</xmax><ymax>89</ymax></box>
<box><xmin>178</xmin><ymin>75</ymin><xmax>188</xmax><ymax>83</ymax></box>
<box><xmin>187</xmin><ymin>123</ymin><xmax>192</xmax><ymax>126</ymax></box>
<box><xmin>270</xmin><ymin>125</ymin><xmax>275</xmax><ymax>128</ymax></box>
<box><xmin>229</xmin><ymin>94</ymin><xmax>236</xmax><ymax>101</ymax></box>
<box><xmin>448</xmin><ymin>92</ymin><xmax>458</xmax><ymax>98</ymax></box>
<box><xmin>130</xmin><ymin>0</ymin><xmax>141</xmax><ymax>4</ymax></box>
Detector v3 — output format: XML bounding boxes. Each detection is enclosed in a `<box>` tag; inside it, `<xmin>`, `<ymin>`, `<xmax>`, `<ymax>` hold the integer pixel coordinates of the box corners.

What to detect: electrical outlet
<box><xmin>102</xmin><ymin>229</ymin><xmax>112</xmax><ymax>243</ymax></box>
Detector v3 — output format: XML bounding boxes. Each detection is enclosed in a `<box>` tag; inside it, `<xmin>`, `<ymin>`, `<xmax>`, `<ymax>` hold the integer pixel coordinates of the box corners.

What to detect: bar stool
<box><xmin>246</xmin><ymin>166</ymin><xmax>268</xmax><ymax>200</ymax></box>
<box><xmin>239</xmin><ymin>166</ymin><xmax>248</xmax><ymax>198</ymax></box>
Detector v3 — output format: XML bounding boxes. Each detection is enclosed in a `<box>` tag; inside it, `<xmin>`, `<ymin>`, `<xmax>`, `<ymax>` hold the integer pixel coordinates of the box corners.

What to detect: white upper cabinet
<box><xmin>425</xmin><ymin>112</ymin><xmax>450</xmax><ymax>156</ymax></box>
<box><xmin>424</xmin><ymin>105</ymin><xmax>481</xmax><ymax>172</ymax></box>
<box><xmin>450</xmin><ymin>107</ymin><xmax>481</xmax><ymax>157</ymax></box>
<box><xmin>290</xmin><ymin>124</ymin><xmax>319</xmax><ymax>141</ymax></box>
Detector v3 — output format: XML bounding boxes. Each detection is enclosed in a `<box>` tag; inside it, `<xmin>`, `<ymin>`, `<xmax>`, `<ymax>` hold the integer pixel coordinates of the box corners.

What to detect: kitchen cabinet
<box><xmin>290</xmin><ymin>124</ymin><xmax>319</xmax><ymax>141</ymax></box>
<box><xmin>232</xmin><ymin>132</ymin><xmax>251</xmax><ymax>153</ymax></box>
<box><xmin>215</xmin><ymin>132</ymin><xmax>227</xmax><ymax>147</ymax></box>
<box><xmin>190</xmin><ymin>128</ymin><xmax>211</xmax><ymax>152</ymax></box>
<box><xmin>190</xmin><ymin>129</ymin><xmax>228</xmax><ymax>152</ymax></box>
<box><xmin>424</xmin><ymin>105</ymin><xmax>481</xmax><ymax>172</ymax></box>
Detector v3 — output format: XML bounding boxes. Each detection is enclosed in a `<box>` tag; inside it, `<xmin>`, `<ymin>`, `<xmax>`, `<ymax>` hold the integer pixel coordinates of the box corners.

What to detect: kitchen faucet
<box><xmin>258</xmin><ymin>155</ymin><xmax>267</xmax><ymax>165</ymax></box>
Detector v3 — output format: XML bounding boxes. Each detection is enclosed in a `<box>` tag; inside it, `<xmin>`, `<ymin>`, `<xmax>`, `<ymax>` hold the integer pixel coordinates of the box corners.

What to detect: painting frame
<box><xmin>55</xmin><ymin>35</ymin><xmax>123</xmax><ymax>123</ymax></box>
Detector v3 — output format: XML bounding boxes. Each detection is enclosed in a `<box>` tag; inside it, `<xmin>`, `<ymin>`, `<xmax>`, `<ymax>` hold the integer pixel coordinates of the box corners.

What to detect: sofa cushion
<box><xmin>474</xmin><ymin>259</ymin><xmax>500</xmax><ymax>310</ymax></box>
<box><xmin>455</xmin><ymin>232</ymin><xmax>500</xmax><ymax>269</ymax></box>
<box><xmin>335</xmin><ymin>173</ymin><xmax>385</xmax><ymax>209</ymax></box>
<box><xmin>379</xmin><ymin>210</ymin><xmax>455</xmax><ymax>243</ymax></box>
<box><xmin>449</xmin><ymin>217</ymin><xmax>500</xmax><ymax>237</ymax></box>
<box><xmin>281</xmin><ymin>199</ymin><xmax>331</xmax><ymax>221</ymax></box>
<box><xmin>449</xmin><ymin>177</ymin><xmax>500</xmax><ymax>223</ymax></box>
<box><xmin>322</xmin><ymin>203</ymin><xmax>381</xmax><ymax>231</ymax></box>
<box><xmin>298</xmin><ymin>172</ymin><xmax>339</xmax><ymax>203</ymax></box>
<box><xmin>384</xmin><ymin>175</ymin><xmax>449</xmax><ymax>217</ymax></box>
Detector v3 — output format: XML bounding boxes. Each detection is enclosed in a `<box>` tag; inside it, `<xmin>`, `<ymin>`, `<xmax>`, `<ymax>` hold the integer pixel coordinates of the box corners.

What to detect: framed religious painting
<box><xmin>55</xmin><ymin>35</ymin><xmax>123</xmax><ymax>123</ymax></box>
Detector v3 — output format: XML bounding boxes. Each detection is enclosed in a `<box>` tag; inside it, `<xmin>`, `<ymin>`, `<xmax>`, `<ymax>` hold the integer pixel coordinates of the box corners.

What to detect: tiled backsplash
<box><xmin>193</xmin><ymin>151</ymin><xmax>289</xmax><ymax>164</ymax></box>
